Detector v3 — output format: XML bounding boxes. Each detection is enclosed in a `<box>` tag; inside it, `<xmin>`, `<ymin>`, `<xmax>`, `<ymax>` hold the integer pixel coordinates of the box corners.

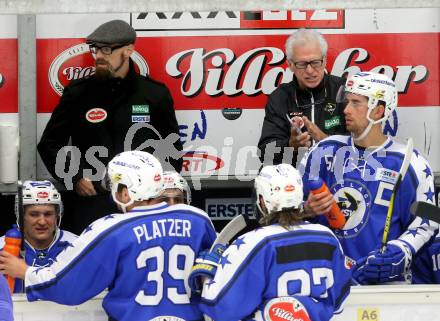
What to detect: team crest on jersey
<box><xmin>331</xmin><ymin>179</ymin><xmax>372</xmax><ymax>238</ymax></box>
<box><xmin>264</xmin><ymin>297</ymin><xmax>311</xmax><ymax>321</ymax></box>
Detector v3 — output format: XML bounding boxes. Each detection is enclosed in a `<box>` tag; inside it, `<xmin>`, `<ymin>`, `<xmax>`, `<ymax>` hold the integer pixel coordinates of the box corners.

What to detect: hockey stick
<box><xmin>210</xmin><ymin>214</ymin><xmax>248</xmax><ymax>251</ymax></box>
<box><xmin>410</xmin><ymin>201</ymin><xmax>440</xmax><ymax>224</ymax></box>
<box><xmin>380</xmin><ymin>138</ymin><xmax>413</xmax><ymax>253</ymax></box>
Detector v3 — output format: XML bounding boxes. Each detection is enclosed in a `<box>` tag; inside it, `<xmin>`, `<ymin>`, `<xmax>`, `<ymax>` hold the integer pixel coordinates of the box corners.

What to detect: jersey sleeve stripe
<box><xmin>276</xmin><ymin>242</ymin><xmax>336</xmax><ymax>263</ymax></box>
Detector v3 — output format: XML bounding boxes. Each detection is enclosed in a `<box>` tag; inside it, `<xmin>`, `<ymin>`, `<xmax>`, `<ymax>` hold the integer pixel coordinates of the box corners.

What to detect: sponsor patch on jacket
<box><xmin>324</xmin><ymin>102</ymin><xmax>336</xmax><ymax>114</ymax></box>
<box><xmin>85</xmin><ymin>108</ymin><xmax>107</xmax><ymax>123</ymax></box>
<box><xmin>132</xmin><ymin>105</ymin><xmax>149</xmax><ymax>114</ymax></box>
<box><xmin>132</xmin><ymin>115</ymin><xmax>150</xmax><ymax>123</ymax></box>
<box><xmin>376</xmin><ymin>167</ymin><xmax>398</xmax><ymax>184</ymax></box>
<box><xmin>324</xmin><ymin>116</ymin><xmax>341</xmax><ymax>129</ymax></box>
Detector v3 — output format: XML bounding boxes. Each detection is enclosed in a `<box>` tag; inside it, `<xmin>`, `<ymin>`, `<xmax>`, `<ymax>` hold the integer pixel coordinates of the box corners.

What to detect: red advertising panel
<box><xmin>0</xmin><ymin>39</ymin><xmax>18</xmax><ymax>113</ymax></box>
<box><xmin>37</xmin><ymin>33</ymin><xmax>439</xmax><ymax>113</ymax></box>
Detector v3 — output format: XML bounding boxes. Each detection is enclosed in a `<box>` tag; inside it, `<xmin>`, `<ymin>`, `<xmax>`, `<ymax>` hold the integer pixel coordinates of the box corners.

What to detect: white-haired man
<box><xmin>189</xmin><ymin>164</ymin><xmax>351</xmax><ymax>321</ymax></box>
<box><xmin>258</xmin><ymin>28</ymin><xmax>348</xmax><ymax>166</ymax></box>
<box><xmin>0</xmin><ymin>151</ymin><xmax>216</xmax><ymax>321</ymax></box>
<box><xmin>300</xmin><ymin>72</ymin><xmax>438</xmax><ymax>284</ymax></box>
<box><xmin>0</xmin><ymin>180</ymin><xmax>77</xmax><ymax>293</ymax></box>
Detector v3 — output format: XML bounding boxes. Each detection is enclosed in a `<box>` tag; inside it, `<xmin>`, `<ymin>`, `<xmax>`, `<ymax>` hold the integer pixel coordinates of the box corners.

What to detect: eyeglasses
<box><xmin>291</xmin><ymin>59</ymin><xmax>324</xmax><ymax>69</ymax></box>
<box><xmin>89</xmin><ymin>44</ymin><xmax>126</xmax><ymax>55</ymax></box>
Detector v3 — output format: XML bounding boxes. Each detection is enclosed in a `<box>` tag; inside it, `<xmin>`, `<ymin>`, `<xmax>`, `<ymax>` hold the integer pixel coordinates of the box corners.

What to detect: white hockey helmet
<box><xmin>342</xmin><ymin>72</ymin><xmax>398</xmax><ymax>140</ymax></box>
<box><xmin>254</xmin><ymin>164</ymin><xmax>303</xmax><ymax>215</ymax></box>
<box><xmin>107</xmin><ymin>151</ymin><xmax>164</xmax><ymax>212</ymax></box>
<box><xmin>15</xmin><ymin>180</ymin><xmax>63</xmax><ymax>227</ymax></box>
<box><xmin>162</xmin><ymin>171</ymin><xmax>191</xmax><ymax>204</ymax></box>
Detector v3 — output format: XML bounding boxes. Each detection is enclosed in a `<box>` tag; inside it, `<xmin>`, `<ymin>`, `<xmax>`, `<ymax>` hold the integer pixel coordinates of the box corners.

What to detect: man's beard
<box><xmin>94</xmin><ymin>53</ymin><xmax>125</xmax><ymax>81</ymax></box>
<box><xmin>94</xmin><ymin>59</ymin><xmax>114</xmax><ymax>80</ymax></box>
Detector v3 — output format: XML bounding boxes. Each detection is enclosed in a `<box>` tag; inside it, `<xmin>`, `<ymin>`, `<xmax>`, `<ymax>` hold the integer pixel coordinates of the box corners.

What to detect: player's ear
<box><xmin>123</xmin><ymin>44</ymin><xmax>134</xmax><ymax>58</ymax></box>
<box><xmin>373</xmin><ymin>102</ymin><xmax>386</xmax><ymax>121</ymax></box>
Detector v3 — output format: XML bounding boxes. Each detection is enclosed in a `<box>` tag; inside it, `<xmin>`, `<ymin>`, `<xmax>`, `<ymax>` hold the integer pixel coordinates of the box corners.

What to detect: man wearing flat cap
<box><xmin>38</xmin><ymin>20</ymin><xmax>183</xmax><ymax>235</ymax></box>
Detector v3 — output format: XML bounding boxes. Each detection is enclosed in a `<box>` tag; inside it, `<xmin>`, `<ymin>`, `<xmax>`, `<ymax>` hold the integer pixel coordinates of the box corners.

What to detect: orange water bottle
<box><xmin>3</xmin><ymin>225</ymin><xmax>22</xmax><ymax>293</ymax></box>
<box><xmin>309</xmin><ymin>178</ymin><xmax>346</xmax><ymax>229</ymax></box>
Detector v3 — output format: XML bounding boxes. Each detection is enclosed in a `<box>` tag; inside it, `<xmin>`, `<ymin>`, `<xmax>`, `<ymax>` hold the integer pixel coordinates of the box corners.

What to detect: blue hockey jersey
<box><xmin>412</xmin><ymin>233</ymin><xmax>440</xmax><ymax>284</ymax></box>
<box><xmin>0</xmin><ymin>228</ymin><xmax>77</xmax><ymax>293</ymax></box>
<box><xmin>300</xmin><ymin>135</ymin><xmax>438</xmax><ymax>260</ymax></box>
<box><xmin>199</xmin><ymin>223</ymin><xmax>352</xmax><ymax>321</ymax></box>
<box><xmin>24</xmin><ymin>202</ymin><xmax>217</xmax><ymax>321</ymax></box>
<box><xmin>0</xmin><ymin>275</ymin><xmax>13</xmax><ymax>321</ymax></box>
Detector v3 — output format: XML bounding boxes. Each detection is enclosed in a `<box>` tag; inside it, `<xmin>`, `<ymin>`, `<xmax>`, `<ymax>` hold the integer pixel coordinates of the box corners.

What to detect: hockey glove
<box><xmin>188</xmin><ymin>244</ymin><xmax>226</xmax><ymax>294</ymax></box>
<box><xmin>355</xmin><ymin>240</ymin><xmax>412</xmax><ymax>284</ymax></box>
<box><xmin>352</xmin><ymin>255</ymin><xmax>372</xmax><ymax>285</ymax></box>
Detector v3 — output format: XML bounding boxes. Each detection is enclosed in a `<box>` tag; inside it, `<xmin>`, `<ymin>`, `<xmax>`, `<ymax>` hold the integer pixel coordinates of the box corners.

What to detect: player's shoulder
<box><xmin>307</xmin><ymin>134</ymin><xmax>349</xmax><ymax>157</ymax></box>
<box><xmin>164</xmin><ymin>203</ymin><xmax>211</xmax><ymax>219</ymax></box>
<box><xmin>238</xmin><ymin>223</ymin><xmax>338</xmax><ymax>249</ymax></box>
<box><xmin>387</xmin><ymin>139</ymin><xmax>432</xmax><ymax>173</ymax></box>
<box><xmin>59</xmin><ymin>229</ymin><xmax>78</xmax><ymax>242</ymax></box>
<box><xmin>164</xmin><ymin>204</ymin><xmax>216</xmax><ymax>231</ymax></box>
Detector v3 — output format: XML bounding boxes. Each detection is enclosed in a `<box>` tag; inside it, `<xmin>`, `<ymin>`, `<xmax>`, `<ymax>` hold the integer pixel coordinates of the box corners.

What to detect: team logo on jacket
<box><xmin>324</xmin><ymin>102</ymin><xmax>336</xmax><ymax>115</ymax></box>
<box><xmin>264</xmin><ymin>297</ymin><xmax>311</xmax><ymax>321</ymax></box>
<box><xmin>330</xmin><ymin>179</ymin><xmax>372</xmax><ymax>238</ymax></box>
<box><xmin>86</xmin><ymin>108</ymin><xmax>107</xmax><ymax>123</ymax></box>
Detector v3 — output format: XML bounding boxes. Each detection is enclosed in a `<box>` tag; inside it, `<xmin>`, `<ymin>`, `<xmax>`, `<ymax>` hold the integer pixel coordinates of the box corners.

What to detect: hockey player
<box><xmin>412</xmin><ymin>232</ymin><xmax>440</xmax><ymax>284</ymax></box>
<box><xmin>189</xmin><ymin>164</ymin><xmax>351</xmax><ymax>321</ymax></box>
<box><xmin>0</xmin><ymin>180</ymin><xmax>77</xmax><ymax>293</ymax></box>
<box><xmin>0</xmin><ymin>275</ymin><xmax>13</xmax><ymax>321</ymax></box>
<box><xmin>0</xmin><ymin>151</ymin><xmax>217</xmax><ymax>321</ymax></box>
<box><xmin>300</xmin><ymin>72</ymin><xmax>438</xmax><ymax>284</ymax></box>
<box><xmin>158</xmin><ymin>171</ymin><xmax>192</xmax><ymax>205</ymax></box>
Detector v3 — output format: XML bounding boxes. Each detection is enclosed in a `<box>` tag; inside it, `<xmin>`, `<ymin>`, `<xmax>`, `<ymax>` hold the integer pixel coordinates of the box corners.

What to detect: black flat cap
<box><xmin>86</xmin><ymin>20</ymin><xmax>136</xmax><ymax>45</ymax></box>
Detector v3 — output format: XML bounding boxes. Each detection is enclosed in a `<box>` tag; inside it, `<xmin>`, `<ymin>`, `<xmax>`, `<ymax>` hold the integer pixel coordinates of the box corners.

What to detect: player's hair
<box><xmin>117</xmin><ymin>183</ymin><xmax>127</xmax><ymax>194</ymax></box>
<box><xmin>285</xmin><ymin>28</ymin><xmax>328</xmax><ymax>61</ymax></box>
<box><xmin>259</xmin><ymin>207</ymin><xmax>314</xmax><ymax>229</ymax></box>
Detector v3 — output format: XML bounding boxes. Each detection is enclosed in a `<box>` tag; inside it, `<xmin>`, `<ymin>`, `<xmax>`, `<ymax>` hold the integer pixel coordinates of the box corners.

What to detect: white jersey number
<box><xmin>135</xmin><ymin>244</ymin><xmax>195</xmax><ymax>305</ymax></box>
<box><xmin>278</xmin><ymin>267</ymin><xmax>334</xmax><ymax>298</ymax></box>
